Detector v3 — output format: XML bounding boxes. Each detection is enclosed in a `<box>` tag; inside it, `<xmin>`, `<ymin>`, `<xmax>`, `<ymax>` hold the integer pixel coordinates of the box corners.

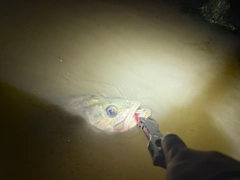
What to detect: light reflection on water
<box><xmin>0</xmin><ymin>0</ymin><xmax>240</xmax><ymax>179</ymax></box>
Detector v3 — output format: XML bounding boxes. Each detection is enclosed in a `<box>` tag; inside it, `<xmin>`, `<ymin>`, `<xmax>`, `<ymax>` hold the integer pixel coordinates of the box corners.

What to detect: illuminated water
<box><xmin>0</xmin><ymin>0</ymin><xmax>240</xmax><ymax>179</ymax></box>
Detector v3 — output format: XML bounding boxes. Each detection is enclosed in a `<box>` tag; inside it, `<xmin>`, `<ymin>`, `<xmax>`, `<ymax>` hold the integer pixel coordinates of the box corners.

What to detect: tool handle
<box><xmin>138</xmin><ymin>117</ymin><xmax>166</xmax><ymax>168</ymax></box>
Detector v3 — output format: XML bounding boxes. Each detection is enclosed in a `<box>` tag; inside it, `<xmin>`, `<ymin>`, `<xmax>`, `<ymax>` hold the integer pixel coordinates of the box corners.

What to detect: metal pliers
<box><xmin>134</xmin><ymin>113</ymin><xmax>166</xmax><ymax>168</ymax></box>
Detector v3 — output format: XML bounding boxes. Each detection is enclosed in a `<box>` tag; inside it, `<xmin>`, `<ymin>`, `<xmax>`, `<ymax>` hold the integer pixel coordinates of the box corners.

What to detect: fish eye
<box><xmin>105</xmin><ymin>105</ymin><xmax>117</xmax><ymax>117</ymax></box>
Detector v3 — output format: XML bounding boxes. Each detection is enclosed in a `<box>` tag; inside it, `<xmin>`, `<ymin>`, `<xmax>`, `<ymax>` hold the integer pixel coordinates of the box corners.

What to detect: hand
<box><xmin>161</xmin><ymin>134</ymin><xmax>240</xmax><ymax>180</ymax></box>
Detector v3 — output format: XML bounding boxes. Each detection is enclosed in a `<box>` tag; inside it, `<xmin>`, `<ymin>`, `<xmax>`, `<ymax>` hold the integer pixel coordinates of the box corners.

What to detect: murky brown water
<box><xmin>1</xmin><ymin>0</ymin><xmax>240</xmax><ymax>179</ymax></box>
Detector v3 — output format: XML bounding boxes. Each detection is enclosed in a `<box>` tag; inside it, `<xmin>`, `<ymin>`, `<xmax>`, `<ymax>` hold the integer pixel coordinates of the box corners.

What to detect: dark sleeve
<box><xmin>161</xmin><ymin>134</ymin><xmax>240</xmax><ymax>180</ymax></box>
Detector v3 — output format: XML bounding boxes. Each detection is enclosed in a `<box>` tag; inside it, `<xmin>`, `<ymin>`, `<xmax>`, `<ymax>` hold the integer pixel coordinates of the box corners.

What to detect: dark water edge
<box><xmin>0</xmin><ymin>82</ymin><xmax>87</xmax><ymax>180</ymax></box>
<box><xmin>179</xmin><ymin>0</ymin><xmax>240</xmax><ymax>34</ymax></box>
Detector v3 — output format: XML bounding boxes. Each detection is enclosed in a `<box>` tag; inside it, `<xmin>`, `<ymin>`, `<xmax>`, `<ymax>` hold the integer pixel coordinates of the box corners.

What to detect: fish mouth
<box><xmin>110</xmin><ymin>101</ymin><xmax>151</xmax><ymax>132</ymax></box>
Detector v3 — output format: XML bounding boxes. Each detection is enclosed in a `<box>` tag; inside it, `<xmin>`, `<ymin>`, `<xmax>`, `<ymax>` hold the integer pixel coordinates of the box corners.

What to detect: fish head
<box><xmin>84</xmin><ymin>95</ymin><xmax>141</xmax><ymax>132</ymax></box>
<box><xmin>67</xmin><ymin>95</ymin><xmax>143</xmax><ymax>132</ymax></box>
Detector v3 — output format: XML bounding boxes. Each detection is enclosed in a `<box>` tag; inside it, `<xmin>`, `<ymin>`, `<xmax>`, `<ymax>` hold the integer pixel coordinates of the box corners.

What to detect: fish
<box><xmin>63</xmin><ymin>95</ymin><xmax>151</xmax><ymax>132</ymax></box>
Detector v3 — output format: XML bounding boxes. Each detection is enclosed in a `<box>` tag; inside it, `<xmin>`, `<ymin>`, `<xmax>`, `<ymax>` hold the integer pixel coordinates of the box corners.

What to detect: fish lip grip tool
<box><xmin>134</xmin><ymin>114</ymin><xmax>166</xmax><ymax>168</ymax></box>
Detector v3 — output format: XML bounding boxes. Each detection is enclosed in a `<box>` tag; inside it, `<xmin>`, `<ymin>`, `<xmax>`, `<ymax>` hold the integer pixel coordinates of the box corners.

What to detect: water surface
<box><xmin>0</xmin><ymin>0</ymin><xmax>240</xmax><ymax>179</ymax></box>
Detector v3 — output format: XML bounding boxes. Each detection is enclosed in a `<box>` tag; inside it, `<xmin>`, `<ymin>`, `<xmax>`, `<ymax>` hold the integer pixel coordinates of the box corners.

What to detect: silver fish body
<box><xmin>63</xmin><ymin>95</ymin><xmax>147</xmax><ymax>132</ymax></box>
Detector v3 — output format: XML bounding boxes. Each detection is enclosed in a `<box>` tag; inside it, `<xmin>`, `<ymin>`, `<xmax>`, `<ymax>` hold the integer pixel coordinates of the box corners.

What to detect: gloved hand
<box><xmin>161</xmin><ymin>134</ymin><xmax>240</xmax><ymax>180</ymax></box>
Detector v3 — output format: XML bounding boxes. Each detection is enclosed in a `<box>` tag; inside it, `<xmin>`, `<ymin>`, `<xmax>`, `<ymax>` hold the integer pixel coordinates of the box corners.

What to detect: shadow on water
<box><xmin>160</xmin><ymin>59</ymin><xmax>240</xmax><ymax>157</ymax></box>
<box><xmin>0</xmin><ymin>82</ymin><xmax>90</xmax><ymax>180</ymax></box>
<box><xmin>0</xmin><ymin>82</ymin><xmax>165</xmax><ymax>180</ymax></box>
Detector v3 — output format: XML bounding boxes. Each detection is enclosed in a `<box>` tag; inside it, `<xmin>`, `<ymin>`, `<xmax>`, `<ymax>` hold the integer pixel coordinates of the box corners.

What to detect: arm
<box><xmin>135</xmin><ymin>116</ymin><xmax>240</xmax><ymax>180</ymax></box>
<box><xmin>162</xmin><ymin>134</ymin><xmax>240</xmax><ymax>180</ymax></box>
